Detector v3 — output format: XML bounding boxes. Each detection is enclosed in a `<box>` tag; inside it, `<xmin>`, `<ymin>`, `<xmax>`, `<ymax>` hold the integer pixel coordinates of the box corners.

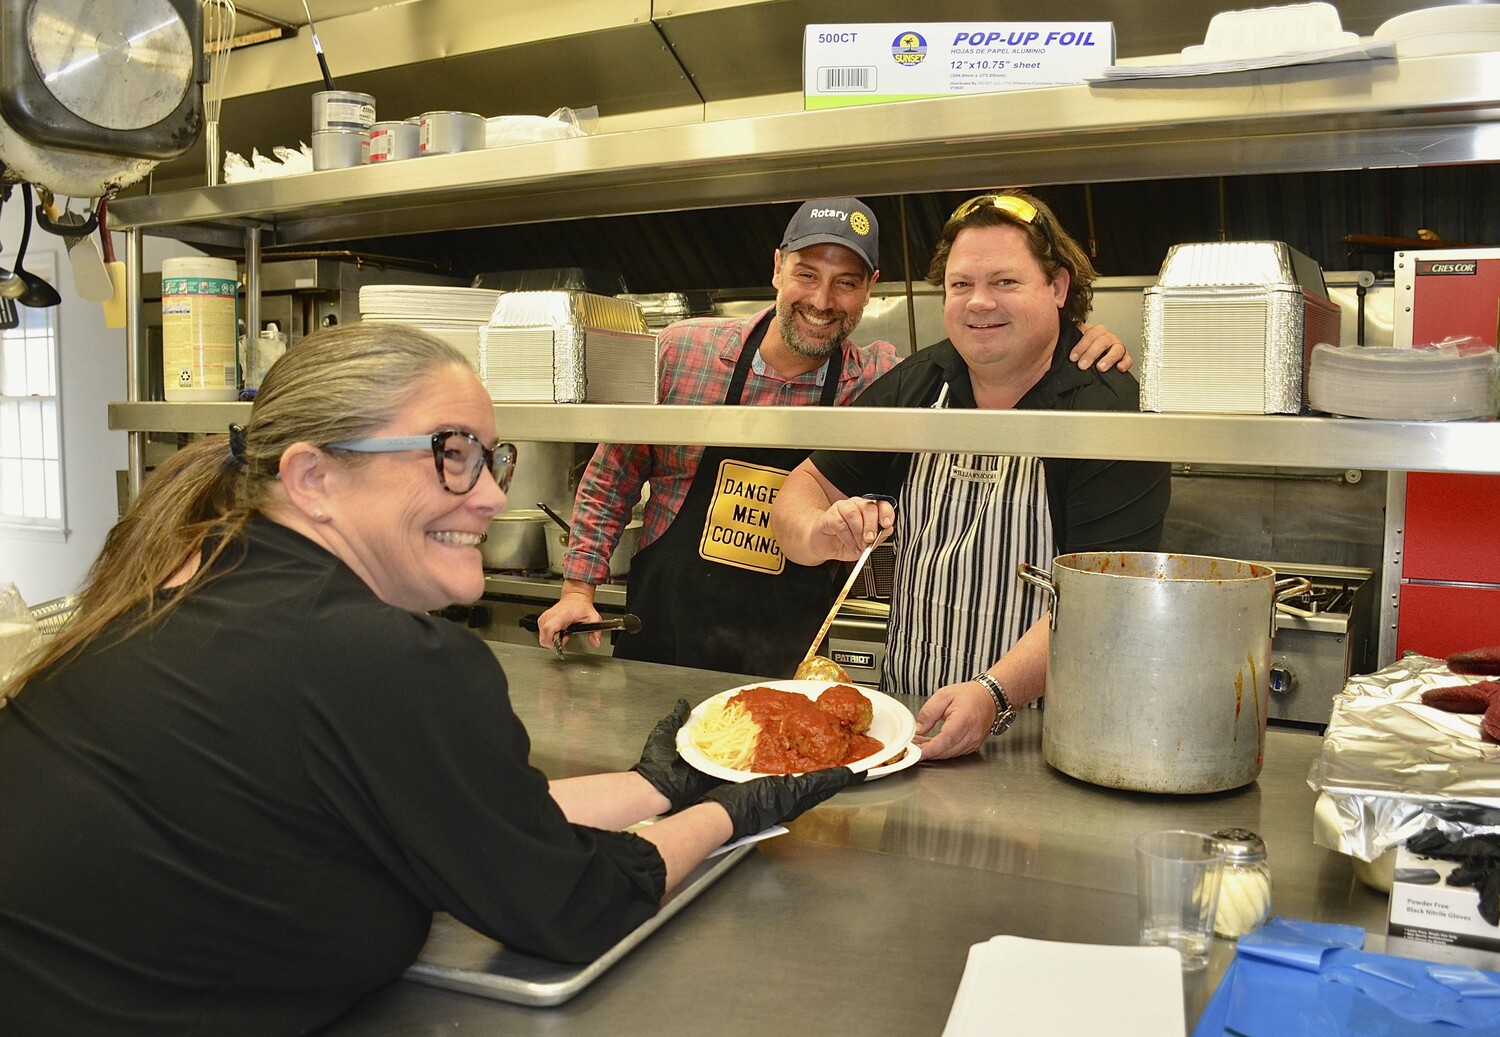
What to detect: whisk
<box><xmin>202</xmin><ymin>0</ymin><xmax>236</xmax><ymax>186</ymax></box>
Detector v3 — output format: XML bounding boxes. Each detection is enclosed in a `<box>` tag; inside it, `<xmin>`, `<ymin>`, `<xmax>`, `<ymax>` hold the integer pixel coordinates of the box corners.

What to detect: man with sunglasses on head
<box><xmin>538</xmin><ymin>196</ymin><xmax>1133</xmax><ymax>678</ymax></box>
<box><xmin>772</xmin><ymin>190</ymin><xmax>1171</xmax><ymax>756</ymax></box>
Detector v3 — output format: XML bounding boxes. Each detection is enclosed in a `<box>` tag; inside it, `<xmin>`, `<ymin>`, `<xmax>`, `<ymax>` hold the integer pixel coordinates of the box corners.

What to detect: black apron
<box><xmin>612</xmin><ymin>321</ymin><xmax>843</xmax><ymax>677</ymax></box>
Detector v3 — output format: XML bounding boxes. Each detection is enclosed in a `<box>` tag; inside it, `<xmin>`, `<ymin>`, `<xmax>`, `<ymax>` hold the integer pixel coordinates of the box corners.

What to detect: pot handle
<box><xmin>1270</xmin><ymin>576</ymin><xmax>1314</xmax><ymax>637</ymax></box>
<box><xmin>1016</xmin><ymin>562</ymin><xmax>1059</xmax><ymax>630</ymax></box>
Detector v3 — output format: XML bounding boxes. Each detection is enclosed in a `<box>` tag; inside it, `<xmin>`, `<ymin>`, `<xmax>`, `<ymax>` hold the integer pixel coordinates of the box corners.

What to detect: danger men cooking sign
<box><xmin>699</xmin><ymin>459</ymin><xmax>788</xmax><ymax>574</ymax></box>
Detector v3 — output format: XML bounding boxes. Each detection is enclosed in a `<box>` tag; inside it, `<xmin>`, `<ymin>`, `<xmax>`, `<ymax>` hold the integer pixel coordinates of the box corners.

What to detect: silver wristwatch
<box><xmin>974</xmin><ymin>672</ymin><xmax>1016</xmax><ymax>736</ymax></box>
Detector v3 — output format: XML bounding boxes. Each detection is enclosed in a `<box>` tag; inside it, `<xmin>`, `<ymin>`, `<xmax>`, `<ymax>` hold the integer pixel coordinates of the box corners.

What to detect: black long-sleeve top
<box><xmin>0</xmin><ymin>517</ymin><xmax>665</xmax><ymax>1036</ymax></box>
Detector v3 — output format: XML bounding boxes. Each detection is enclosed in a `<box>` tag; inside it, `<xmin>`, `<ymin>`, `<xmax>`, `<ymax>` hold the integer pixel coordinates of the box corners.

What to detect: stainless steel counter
<box><xmin>320</xmin><ymin>642</ymin><xmax>1390</xmax><ymax>1036</ymax></box>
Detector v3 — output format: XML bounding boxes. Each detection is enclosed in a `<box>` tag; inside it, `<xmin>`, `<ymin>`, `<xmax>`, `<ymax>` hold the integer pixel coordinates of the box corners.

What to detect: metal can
<box><xmin>312</xmin><ymin>90</ymin><xmax>376</xmax><ymax>132</ymax></box>
<box><xmin>367</xmin><ymin>120</ymin><xmax>419</xmax><ymax>163</ymax></box>
<box><xmin>419</xmin><ymin>111</ymin><xmax>485</xmax><ymax>156</ymax></box>
<box><xmin>312</xmin><ymin>129</ymin><xmax>367</xmax><ymax>170</ymax></box>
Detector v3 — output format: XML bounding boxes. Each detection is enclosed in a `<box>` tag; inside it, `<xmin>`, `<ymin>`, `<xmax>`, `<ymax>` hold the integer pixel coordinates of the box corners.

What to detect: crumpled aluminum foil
<box><xmin>1308</xmin><ymin>653</ymin><xmax>1500</xmax><ymax>862</ymax></box>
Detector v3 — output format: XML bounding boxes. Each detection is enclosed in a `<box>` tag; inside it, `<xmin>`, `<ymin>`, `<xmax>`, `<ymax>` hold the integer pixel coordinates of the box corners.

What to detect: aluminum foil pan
<box><xmin>1307</xmin><ymin>653</ymin><xmax>1500</xmax><ymax>862</ymax></box>
<box><xmin>1140</xmin><ymin>288</ymin><xmax>1311</xmax><ymax>412</ymax></box>
<box><xmin>487</xmin><ymin>291</ymin><xmax>649</xmax><ymax>334</ymax></box>
<box><xmin>1153</xmin><ymin>241</ymin><xmax>1329</xmax><ymax>294</ymax></box>
<box><xmin>481</xmin><ymin>291</ymin><xmax>656</xmax><ymax>403</ymax></box>
<box><xmin>1140</xmin><ymin>240</ymin><xmax>1340</xmax><ymax>414</ymax></box>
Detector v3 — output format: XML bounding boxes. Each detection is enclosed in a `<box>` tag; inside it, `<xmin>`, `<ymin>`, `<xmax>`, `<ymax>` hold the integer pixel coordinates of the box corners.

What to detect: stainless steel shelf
<box><xmin>110</xmin><ymin>52</ymin><xmax>1500</xmax><ymax>248</ymax></box>
<box><xmin>110</xmin><ymin>51</ymin><xmax>1500</xmax><ymax>478</ymax></box>
<box><xmin>108</xmin><ymin>402</ymin><xmax>1500</xmax><ymax>474</ymax></box>
<box><xmin>482</xmin><ymin>574</ymin><xmax>627</xmax><ymax>609</ymax></box>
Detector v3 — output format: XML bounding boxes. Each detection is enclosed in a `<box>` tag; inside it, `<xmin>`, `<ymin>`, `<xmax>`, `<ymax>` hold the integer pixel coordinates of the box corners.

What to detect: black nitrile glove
<box><xmin>700</xmin><ymin>766</ymin><xmax>859</xmax><ymax>842</ymax></box>
<box><xmin>631</xmin><ymin>699</ymin><xmax>724</xmax><ymax>812</ymax></box>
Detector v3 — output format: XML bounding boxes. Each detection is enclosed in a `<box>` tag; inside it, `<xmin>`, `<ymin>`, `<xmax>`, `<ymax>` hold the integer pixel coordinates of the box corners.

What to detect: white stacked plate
<box><xmin>358</xmin><ymin>286</ymin><xmax>503</xmax><ymax>374</ymax></box>
<box><xmin>1374</xmin><ymin>5</ymin><xmax>1500</xmax><ymax>57</ymax></box>
<box><xmin>1307</xmin><ymin>342</ymin><xmax>1499</xmax><ymax>421</ymax></box>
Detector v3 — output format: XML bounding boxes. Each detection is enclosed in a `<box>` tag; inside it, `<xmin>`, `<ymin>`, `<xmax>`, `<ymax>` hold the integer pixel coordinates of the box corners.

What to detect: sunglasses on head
<box><xmin>326</xmin><ymin>431</ymin><xmax>517</xmax><ymax>494</ymax></box>
<box><xmin>950</xmin><ymin>193</ymin><xmax>1060</xmax><ymax>263</ymax></box>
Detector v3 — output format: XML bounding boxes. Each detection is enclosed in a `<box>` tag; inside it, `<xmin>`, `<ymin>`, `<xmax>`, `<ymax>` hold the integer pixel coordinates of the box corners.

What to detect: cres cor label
<box><xmin>699</xmin><ymin>459</ymin><xmax>789</xmax><ymax>574</ymax></box>
<box><xmin>1416</xmin><ymin>260</ymin><xmax>1479</xmax><ymax>276</ymax></box>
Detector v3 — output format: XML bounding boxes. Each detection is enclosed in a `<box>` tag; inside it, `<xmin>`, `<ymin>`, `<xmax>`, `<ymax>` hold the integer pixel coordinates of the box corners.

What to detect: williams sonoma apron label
<box><xmin>950</xmin><ymin>464</ymin><xmax>1001</xmax><ymax>483</ymax></box>
<box><xmin>698</xmin><ymin>459</ymin><xmax>789</xmax><ymax>574</ymax></box>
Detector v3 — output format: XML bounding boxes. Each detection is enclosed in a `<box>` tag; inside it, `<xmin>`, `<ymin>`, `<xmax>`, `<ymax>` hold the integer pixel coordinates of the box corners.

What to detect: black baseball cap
<box><xmin>780</xmin><ymin>197</ymin><xmax>879</xmax><ymax>272</ymax></box>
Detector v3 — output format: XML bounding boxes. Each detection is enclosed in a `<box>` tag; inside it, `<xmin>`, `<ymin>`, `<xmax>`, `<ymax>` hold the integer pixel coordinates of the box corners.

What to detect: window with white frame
<box><xmin>0</xmin><ymin>252</ymin><xmax>64</xmax><ymax>537</ymax></box>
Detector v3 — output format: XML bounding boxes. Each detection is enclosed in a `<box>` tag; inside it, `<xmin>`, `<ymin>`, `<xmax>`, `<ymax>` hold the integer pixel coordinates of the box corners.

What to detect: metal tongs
<box><xmin>521</xmin><ymin>613</ymin><xmax>642</xmax><ymax>659</ymax></box>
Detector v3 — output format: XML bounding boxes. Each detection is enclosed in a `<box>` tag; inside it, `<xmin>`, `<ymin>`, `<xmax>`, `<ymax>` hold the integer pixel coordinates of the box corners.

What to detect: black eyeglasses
<box><xmin>951</xmin><ymin>193</ymin><xmax>1059</xmax><ymax>263</ymax></box>
<box><xmin>327</xmin><ymin>431</ymin><xmax>517</xmax><ymax>494</ymax></box>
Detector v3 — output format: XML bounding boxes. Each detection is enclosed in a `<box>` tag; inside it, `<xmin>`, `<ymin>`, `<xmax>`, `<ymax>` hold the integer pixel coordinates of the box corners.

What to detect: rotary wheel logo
<box><xmin>850</xmin><ymin>212</ymin><xmax>871</xmax><ymax>237</ymax></box>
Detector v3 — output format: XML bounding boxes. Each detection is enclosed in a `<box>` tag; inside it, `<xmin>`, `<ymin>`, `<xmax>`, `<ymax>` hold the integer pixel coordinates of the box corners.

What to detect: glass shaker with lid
<box><xmin>1212</xmin><ymin>827</ymin><xmax>1271</xmax><ymax>938</ymax></box>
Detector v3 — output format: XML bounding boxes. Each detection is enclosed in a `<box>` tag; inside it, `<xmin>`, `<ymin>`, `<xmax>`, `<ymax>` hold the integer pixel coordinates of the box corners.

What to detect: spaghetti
<box><xmin>689</xmin><ymin>699</ymin><xmax>760</xmax><ymax>770</ymax></box>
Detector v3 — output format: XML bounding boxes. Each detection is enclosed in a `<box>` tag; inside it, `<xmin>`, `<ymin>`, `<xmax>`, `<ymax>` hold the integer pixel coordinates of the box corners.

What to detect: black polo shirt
<box><xmin>809</xmin><ymin>317</ymin><xmax>1170</xmax><ymax>553</ymax></box>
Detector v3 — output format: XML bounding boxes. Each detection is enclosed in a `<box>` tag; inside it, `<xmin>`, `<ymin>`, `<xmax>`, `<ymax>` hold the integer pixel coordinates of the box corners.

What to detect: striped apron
<box><xmin>881</xmin><ymin>383</ymin><xmax>1056</xmax><ymax>696</ymax></box>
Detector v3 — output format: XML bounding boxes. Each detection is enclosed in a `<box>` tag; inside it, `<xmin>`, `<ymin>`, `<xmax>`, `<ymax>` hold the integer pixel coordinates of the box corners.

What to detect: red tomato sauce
<box><xmin>728</xmin><ymin>686</ymin><xmax>885</xmax><ymax>773</ymax></box>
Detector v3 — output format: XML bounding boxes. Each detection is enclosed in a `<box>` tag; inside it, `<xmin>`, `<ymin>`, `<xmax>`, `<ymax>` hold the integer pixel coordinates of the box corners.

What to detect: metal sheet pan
<box><xmin>402</xmin><ymin>842</ymin><xmax>754</xmax><ymax>1007</ymax></box>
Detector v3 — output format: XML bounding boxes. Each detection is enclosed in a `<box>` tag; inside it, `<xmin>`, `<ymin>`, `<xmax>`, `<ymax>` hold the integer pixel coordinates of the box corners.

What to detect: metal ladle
<box><xmin>14</xmin><ymin>185</ymin><xmax>61</xmax><ymax>308</ymax></box>
<box><xmin>793</xmin><ymin>528</ymin><xmax>892</xmax><ymax>682</ymax></box>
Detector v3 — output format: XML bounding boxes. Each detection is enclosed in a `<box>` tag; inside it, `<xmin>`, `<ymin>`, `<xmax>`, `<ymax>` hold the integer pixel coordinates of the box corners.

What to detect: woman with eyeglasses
<box><xmin>0</xmin><ymin>323</ymin><xmax>855</xmax><ymax>1036</ymax></box>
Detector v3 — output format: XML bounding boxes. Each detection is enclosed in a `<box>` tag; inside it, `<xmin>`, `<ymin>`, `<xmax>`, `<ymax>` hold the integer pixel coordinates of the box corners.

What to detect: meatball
<box><xmin>816</xmin><ymin>684</ymin><xmax>872</xmax><ymax>734</ymax></box>
<box><xmin>781</xmin><ymin>702</ymin><xmax>850</xmax><ymax>767</ymax></box>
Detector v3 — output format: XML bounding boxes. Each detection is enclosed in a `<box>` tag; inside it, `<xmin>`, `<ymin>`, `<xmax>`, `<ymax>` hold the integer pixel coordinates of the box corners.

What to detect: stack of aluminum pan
<box><xmin>479</xmin><ymin>291</ymin><xmax>657</xmax><ymax>403</ymax></box>
<box><xmin>1140</xmin><ymin>241</ymin><xmax>1343</xmax><ymax>414</ymax></box>
<box><xmin>615</xmin><ymin>292</ymin><xmax>714</xmax><ymax>330</ymax></box>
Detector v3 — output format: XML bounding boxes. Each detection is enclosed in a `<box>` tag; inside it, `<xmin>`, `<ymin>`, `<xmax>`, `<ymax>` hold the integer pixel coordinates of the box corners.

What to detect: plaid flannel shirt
<box><xmin>563</xmin><ymin>306</ymin><xmax>898</xmax><ymax>585</ymax></box>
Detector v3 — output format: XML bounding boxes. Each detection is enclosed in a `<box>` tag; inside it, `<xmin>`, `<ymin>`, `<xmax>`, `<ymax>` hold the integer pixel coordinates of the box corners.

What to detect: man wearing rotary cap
<box><xmin>538</xmin><ymin>196</ymin><xmax>1130</xmax><ymax>677</ymax></box>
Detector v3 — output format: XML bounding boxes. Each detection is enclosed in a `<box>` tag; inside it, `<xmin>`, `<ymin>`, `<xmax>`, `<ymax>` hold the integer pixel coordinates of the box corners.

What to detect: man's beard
<box><xmin>777</xmin><ymin>298</ymin><xmax>859</xmax><ymax>359</ymax></box>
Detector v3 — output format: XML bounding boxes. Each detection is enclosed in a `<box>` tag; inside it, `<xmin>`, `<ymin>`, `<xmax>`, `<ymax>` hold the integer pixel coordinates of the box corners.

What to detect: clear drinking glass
<box><xmin>1135</xmin><ymin>829</ymin><xmax>1225</xmax><ymax>970</ymax></box>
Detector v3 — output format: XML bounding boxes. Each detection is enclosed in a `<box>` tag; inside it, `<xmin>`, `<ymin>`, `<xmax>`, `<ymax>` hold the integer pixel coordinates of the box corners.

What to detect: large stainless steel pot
<box><xmin>1017</xmin><ymin>552</ymin><xmax>1308</xmax><ymax>795</ymax></box>
<box><xmin>480</xmin><ymin>511</ymin><xmax>550</xmax><ymax>571</ymax></box>
<box><xmin>545</xmin><ymin>520</ymin><xmax>641</xmax><ymax>578</ymax></box>
<box><xmin>507</xmin><ymin>441</ymin><xmax>573</xmax><ymax>518</ymax></box>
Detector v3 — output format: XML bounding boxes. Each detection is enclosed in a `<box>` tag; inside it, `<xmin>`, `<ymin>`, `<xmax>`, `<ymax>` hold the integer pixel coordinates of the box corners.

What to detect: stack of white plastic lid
<box><xmin>1181</xmin><ymin>1</ymin><xmax>1357</xmax><ymax>62</ymax></box>
<box><xmin>358</xmin><ymin>286</ymin><xmax>503</xmax><ymax>373</ymax></box>
<box><xmin>1307</xmin><ymin>341</ymin><xmax>1500</xmax><ymax>421</ymax></box>
<box><xmin>1374</xmin><ymin>5</ymin><xmax>1500</xmax><ymax>57</ymax></box>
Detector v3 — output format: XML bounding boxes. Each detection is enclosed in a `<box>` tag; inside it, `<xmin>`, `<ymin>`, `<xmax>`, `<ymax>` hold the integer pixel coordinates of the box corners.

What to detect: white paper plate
<box><xmin>1374</xmin><ymin>5</ymin><xmax>1500</xmax><ymax>56</ymax></box>
<box><xmin>676</xmin><ymin>678</ymin><xmax>917</xmax><ymax>783</ymax></box>
<box><xmin>864</xmin><ymin>742</ymin><xmax>922</xmax><ymax>780</ymax></box>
